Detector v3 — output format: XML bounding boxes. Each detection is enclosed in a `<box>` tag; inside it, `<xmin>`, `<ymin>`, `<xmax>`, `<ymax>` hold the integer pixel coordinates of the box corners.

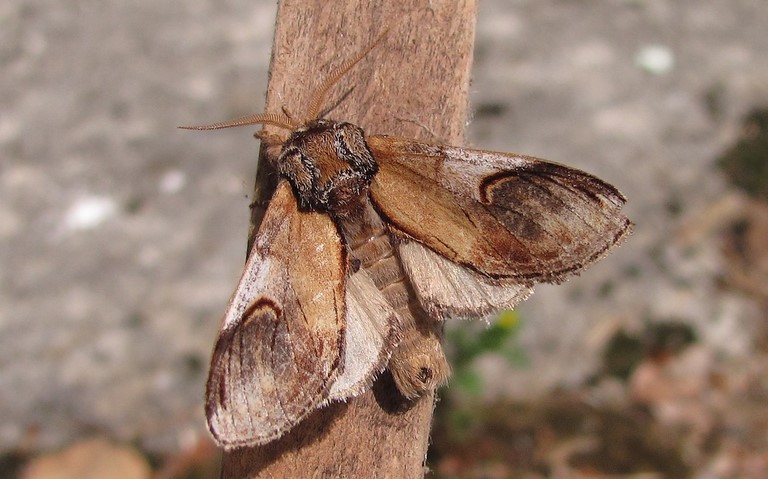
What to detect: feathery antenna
<box><xmin>304</xmin><ymin>29</ymin><xmax>388</xmax><ymax>122</ymax></box>
<box><xmin>179</xmin><ymin>30</ymin><xmax>387</xmax><ymax>132</ymax></box>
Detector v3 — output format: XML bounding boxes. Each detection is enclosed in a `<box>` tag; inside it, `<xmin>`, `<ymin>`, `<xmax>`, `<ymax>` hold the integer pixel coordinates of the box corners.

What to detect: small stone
<box><xmin>20</xmin><ymin>438</ymin><xmax>151</xmax><ymax>479</ymax></box>
<box><xmin>635</xmin><ymin>45</ymin><xmax>674</xmax><ymax>75</ymax></box>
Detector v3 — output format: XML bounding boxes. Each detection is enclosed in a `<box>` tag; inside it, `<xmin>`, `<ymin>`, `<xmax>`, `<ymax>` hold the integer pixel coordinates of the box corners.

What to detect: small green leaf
<box><xmin>453</xmin><ymin>369</ymin><xmax>484</xmax><ymax>396</ymax></box>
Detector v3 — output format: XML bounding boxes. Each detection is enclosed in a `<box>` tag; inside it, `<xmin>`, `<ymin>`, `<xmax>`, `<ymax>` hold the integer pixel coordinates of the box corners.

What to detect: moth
<box><xmin>183</xmin><ymin>36</ymin><xmax>632</xmax><ymax>450</ymax></box>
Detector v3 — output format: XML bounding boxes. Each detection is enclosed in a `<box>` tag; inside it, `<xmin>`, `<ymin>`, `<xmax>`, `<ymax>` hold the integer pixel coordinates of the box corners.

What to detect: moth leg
<box><xmin>255</xmin><ymin>130</ymin><xmax>288</xmax><ymax>161</ymax></box>
<box><xmin>388</xmin><ymin>303</ymin><xmax>451</xmax><ymax>399</ymax></box>
<box><xmin>393</xmin><ymin>116</ymin><xmax>442</xmax><ymax>144</ymax></box>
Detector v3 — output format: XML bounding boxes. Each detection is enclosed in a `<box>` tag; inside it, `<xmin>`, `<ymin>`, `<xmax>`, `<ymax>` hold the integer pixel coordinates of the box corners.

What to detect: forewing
<box><xmin>398</xmin><ymin>240</ymin><xmax>533</xmax><ymax>320</ymax></box>
<box><xmin>206</xmin><ymin>181</ymin><xmax>346</xmax><ymax>449</ymax></box>
<box><xmin>327</xmin><ymin>268</ymin><xmax>402</xmax><ymax>400</ymax></box>
<box><xmin>368</xmin><ymin>135</ymin><xmax>632</xmax><ymax>283</ymax></box>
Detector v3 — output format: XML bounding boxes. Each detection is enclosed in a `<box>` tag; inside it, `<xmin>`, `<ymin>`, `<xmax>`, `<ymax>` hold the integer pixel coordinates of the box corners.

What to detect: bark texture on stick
<box><xmin>224</xmin><ymin>1</ymin><xmax>476</xmax><ymax>477</ymax></box>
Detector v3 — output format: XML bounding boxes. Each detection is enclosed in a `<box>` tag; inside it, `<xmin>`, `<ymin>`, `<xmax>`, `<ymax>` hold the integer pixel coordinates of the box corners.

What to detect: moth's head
<box><xmin>277</xmin><ymin>119</ymin><xmax>377</xmax><ymax>212</ymax></box>
<box><xmin>179</xmin><ymin>31</ymin><xmax>388</xmax><ymax>215</ymax></box>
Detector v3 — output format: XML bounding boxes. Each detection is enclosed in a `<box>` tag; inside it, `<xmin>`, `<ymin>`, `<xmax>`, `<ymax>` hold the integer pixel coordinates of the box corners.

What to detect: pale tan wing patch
<box><xmin>206</xmin><ymin>181</ymin><xmax>346</xmax><ymax>449</ymax></box>
<box><xmin>397</xmin><ymin>240</ymin><xmax>533</xmax><ymax>320</ymax></box>
<box><xmin>368</xmin><ymin>135</ymin><xmax>632</xmax><ymax>283</ymax></box>
<box><xmin>327</xmin><ymin>268</ymin><xmax>402</xmax><ymax>400</ymax></box>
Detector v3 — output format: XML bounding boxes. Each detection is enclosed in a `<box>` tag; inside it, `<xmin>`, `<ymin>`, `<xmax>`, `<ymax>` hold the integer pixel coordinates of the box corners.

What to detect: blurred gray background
<box><xmin>2</xmin><ymin>0</ymin><xmax>767</xmax><ymax>454</ymax></box>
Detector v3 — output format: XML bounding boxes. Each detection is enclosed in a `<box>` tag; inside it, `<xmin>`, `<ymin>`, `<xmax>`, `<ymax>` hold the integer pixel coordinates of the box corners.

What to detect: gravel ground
<box><xmin>2</xmin><ymin>0</ymin><xmax>767</xmax><ymax>458</ymax></box>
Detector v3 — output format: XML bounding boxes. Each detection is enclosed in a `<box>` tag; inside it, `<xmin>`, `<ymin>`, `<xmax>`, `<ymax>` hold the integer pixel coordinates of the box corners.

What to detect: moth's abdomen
<box><xmin>352</xmin><ymin>238</ymin><xmax>407</xmax><ymax>305</ymax></box>
<box><xmin>341</xmin><ymin>199</ymin><xmax>450</xmax><ymax>398</ymax></box>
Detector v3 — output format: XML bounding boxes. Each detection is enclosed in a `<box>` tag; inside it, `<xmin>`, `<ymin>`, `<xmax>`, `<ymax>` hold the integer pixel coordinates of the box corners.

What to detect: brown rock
<box><xmin>20</xmin><ymin>438</ymin><xmax>151</xmax><ymax>479</ymax></box>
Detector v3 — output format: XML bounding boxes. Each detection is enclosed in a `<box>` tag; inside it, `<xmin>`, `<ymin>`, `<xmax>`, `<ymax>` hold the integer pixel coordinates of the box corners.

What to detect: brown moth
<box><xmin>183</xmin><ymin>35</ymin><xmax>632</xmax><ymax>450</ymax></box>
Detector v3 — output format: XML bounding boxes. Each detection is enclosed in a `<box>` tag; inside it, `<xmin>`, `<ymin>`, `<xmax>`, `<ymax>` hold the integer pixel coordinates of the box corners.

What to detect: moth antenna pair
<box><xmin>178</xmin><ymin>30</ymin><xmax>387</xmax><ymax>132</ymax></box>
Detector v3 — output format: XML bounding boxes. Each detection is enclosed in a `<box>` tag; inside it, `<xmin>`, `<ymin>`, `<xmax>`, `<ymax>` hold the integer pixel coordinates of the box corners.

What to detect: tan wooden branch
<box><xmin>223</xmin><ymin>1</ymin><xmax>477</xmax><ymax>477</ymax></box>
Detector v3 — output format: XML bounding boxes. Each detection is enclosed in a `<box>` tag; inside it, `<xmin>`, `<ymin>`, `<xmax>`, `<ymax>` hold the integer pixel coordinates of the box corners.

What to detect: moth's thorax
<box><xmin>276</xmin><ymin>119</ymin><xmax>377</xmax><ymax>214</ymax></box>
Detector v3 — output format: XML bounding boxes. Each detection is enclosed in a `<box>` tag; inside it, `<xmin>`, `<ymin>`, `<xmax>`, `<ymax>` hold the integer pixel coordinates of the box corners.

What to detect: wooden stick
<box><xmin>225</xmin><ymin>1</ymin><xmax>476</xmax><ymax>477</ymax></box>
